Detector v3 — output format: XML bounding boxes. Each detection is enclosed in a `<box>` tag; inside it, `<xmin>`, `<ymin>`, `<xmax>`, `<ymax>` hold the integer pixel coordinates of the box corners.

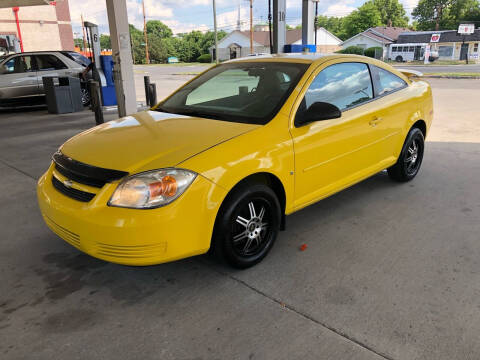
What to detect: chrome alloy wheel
<box><xmin>404</xmin><ymin>139</ymin><xmax>421</xmax><ymax>175</ymax></box>
<box><xmin>81</xmin><ymin>88</ymin><xmax>90</xmax><ymax>106</ymax></box>
<box><xmin>232</xmin><ymin>200</ymin><xmax>270</xmax><ymax>257</ymax></box>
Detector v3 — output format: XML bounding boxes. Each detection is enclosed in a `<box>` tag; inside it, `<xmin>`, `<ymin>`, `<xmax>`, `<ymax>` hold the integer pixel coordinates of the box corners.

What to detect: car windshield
<box><xmin>64</xmin><ymin>51</ymin><xmax>91</xmax><ymax>67</ymax></box>
<box><xmin>157</xmin><ymin>62</ymin><xmax>309</xmax><ymax>125</ymax></box>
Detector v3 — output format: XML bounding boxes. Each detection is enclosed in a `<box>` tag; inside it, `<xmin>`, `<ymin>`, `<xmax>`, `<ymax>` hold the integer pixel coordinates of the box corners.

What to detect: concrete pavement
<box><xmin>1</xmin><ymin>79</ymin><xmax>480</xmax><ymax>359</ymax></box>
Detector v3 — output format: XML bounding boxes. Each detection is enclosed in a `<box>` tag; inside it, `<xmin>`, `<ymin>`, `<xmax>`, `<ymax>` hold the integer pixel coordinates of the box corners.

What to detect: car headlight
<box><xmin>108</xmin><ymin>168</ymin><xmax>197</xmax><ymax>209</ymax></box>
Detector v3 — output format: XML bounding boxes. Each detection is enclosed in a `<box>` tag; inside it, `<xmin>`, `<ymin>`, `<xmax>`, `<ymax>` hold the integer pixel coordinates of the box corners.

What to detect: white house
<box><xmin>341</xmin><ymin>27</ymin><xmax>411</xmax><ymax>58</ymax></box>
<box><xmin>210</xmin><ymin>28</ymin><xmax>341</xmax><ymax>61</ymax></box>
<box><xmin>292</xmin><ymin>27</ymin><xmax>342</xmax><ymax>54</ymax></box>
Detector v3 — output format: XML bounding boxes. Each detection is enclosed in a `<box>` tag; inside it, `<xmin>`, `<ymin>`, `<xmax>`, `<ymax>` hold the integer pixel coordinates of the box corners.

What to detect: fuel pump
<box><xmin>83</xmin><ymin>21</ymin><xmax>117</xmax><ymax>106</ymax></box>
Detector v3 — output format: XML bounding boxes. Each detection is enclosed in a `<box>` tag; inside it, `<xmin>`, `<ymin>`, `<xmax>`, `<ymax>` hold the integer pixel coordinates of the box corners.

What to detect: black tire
<box><xmin>211</xmin><ymin>183</ymin><xmax>281</xmax><ymax>269</ymax></box>
<box><xmin>81</xmin><ymin>87</ymin><xmax>91</xmax><ymax>106</ymax></box>
<box><xmin>388</xmin><ymin>127</ymin><xmax>425</xmax><ymax>182</ymax></box>
<box><xmin>395</xmin><ymin>55</ymin><xmax>403</xmax><ymax>62</ymax></box>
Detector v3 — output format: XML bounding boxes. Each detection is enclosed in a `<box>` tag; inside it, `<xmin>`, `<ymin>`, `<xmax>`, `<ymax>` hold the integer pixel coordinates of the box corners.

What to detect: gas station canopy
<box><xmin>0</xmin><ymin>0</ymin><xmax>55</xmax><ymax>7</ymax></box>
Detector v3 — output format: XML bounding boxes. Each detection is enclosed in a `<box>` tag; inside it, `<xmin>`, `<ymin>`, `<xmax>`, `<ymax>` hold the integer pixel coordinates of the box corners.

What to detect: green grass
<box><xmin>424</xmin><ymin>72</ymin><xmax>480</xmax><ymax>77</ymax></box>
<box><xmin>423</xmin><ymin>72</ymin><xmax>480</xmax><ymax>77</ymax></box>
<box><xmin>388</xmin><ymin>60</ymin><xmax>477</xmax><ymax>66</ymax></box>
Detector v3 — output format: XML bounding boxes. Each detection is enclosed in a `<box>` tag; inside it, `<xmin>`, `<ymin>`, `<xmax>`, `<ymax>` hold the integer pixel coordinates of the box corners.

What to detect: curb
<box><xmin>422</xmin><ymin>75</ymin><xmax>480</xmax><ymax>79</ymax></box>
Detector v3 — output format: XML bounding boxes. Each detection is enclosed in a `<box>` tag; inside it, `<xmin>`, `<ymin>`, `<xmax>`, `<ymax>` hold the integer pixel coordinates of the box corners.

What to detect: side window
<box><xmin>36</xmin><ymin>55</ymin><xmax>67</xmax><ymax>71</ymax></box>
<box><xmin>372</xmin><ymin>66</ymin><xmax>407</xmax><ymax>96</ymax></box>
<box><xmin>302</xmin><ymin>62</ymin><xmax>373</xmax><ymax>112</ymax></box>
<box><xmin>1</xmin><ymin>56</ymin><xmax>34</xmax><ymax>74</ymax></box>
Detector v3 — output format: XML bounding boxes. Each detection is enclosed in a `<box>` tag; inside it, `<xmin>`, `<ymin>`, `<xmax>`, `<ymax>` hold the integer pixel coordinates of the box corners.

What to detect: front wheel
<box><xmin>81</xmin><ymin>87</ymin><xmax>91</xmax><ymax>106</ymax></box>
<box><xmin>212</xmin><ymin>184</ymin><xmax>281</xmax><ymax>268</ymax></box>
<box><xmin>388</xmin><ymin>127</ymin><xmax>425</xmax><ymax>182</ymax></box>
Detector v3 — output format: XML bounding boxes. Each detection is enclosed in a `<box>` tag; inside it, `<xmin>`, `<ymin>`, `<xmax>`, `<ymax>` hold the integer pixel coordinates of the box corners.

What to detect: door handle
<box><xmin>369</xmin><ymin>117</ymin><xmax>383</xmax><ymax>127</ymax></box>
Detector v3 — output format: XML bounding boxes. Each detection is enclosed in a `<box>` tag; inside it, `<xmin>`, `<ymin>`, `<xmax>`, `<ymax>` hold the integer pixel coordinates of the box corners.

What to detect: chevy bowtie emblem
<box><xmin>63</xmin><ymin>179</ymin><xmax>73</xmax><ymax>188</ymax></box>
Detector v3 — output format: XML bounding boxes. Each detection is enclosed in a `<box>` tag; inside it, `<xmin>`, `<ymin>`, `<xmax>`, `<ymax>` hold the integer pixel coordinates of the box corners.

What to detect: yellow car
<box><xmin>37</xmin><ymin>54</ymin><xmax>433</xmax><ymax>268</ymax></box>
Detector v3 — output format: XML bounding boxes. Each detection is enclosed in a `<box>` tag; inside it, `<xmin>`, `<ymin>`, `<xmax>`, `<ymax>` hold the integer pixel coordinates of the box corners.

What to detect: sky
<box><xmin>69</xmin><ymin>0</ymin><xmax>419</xmax><ymax>37</ymax></box>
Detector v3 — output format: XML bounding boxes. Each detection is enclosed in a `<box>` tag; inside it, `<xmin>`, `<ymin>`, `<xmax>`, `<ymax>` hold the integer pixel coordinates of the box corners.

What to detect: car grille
<box><xmin>43</xmin><ymin>215</ymin><xmax>81</xmax><ymax>249</ymax></box>
<box><xmin>52</xmin><ymin>175</ymin><xmax>96</xmax><ymax>202</ymax></box>
<box><xmin>52</xmin><ymin>151</ymin><xmax>128</xmax><ymax>188</ymax></box>
<box><xmin>94</xmin><ymin>242</ymin><xmax>167</xmax><ymax>260</ymax></box>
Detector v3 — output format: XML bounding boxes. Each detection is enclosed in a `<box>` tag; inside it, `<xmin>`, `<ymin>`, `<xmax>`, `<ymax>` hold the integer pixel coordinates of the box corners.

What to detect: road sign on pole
<box><xmin>457</xmin><ymin>24</ymin><xmax>474</xmax><ymax>64</ymax></box>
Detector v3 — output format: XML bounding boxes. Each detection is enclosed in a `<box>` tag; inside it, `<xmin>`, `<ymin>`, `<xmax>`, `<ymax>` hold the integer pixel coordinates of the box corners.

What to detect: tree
<box><xmin>413</xmin><ymin>0</ymin><xmax>480</xmax><ymax>30</ymax></box>
<box><xmin>412</xmin><ymin>0</ymin><xmax>453</xmax><ymax>30</ymax></box>
<box><xmin>197</xmin><ymin>30</ymin><xmax>227</xmax><ymax>55</ymax></box>
<box><xmin>443</xmin><ymin>0</ymin><xmax>480</xmax><ymax>29</ymax></box>
<box><xmin>146</xmin><ymin>20</ymin><xmax>173</xmax><ymax>39</ymax></box>
<box><xmin>316</xmin><ymin>15</ymin><xmax>347</xmax><ymax>40</ymax></box>
<box><xmin>148</xmin><ymin>34</ymin><xmax>170</xmax><ymax>63</ymax></box>
<box><xmin>129</xmin><ymin>24</ymin><xmax>146</xmax><ymax>64</ymax></box>
<box><xmin>100</xmin><ymin>34</ymin><xmax>111</xmax><ymax>50</ymax></box>
<box><xmin>343</xmin><ymin>1</ymin><xmax>382</xmax><ymax>38</ymax></box>
<box><xmin>73</xmin><ymin>38</ymin><xmax>84</xmax><ymax>50</ymax></box>
<box><xmin>372</xmin><ymin>0</ymin><xmax>409</xmax><ymax>26</ymax></box>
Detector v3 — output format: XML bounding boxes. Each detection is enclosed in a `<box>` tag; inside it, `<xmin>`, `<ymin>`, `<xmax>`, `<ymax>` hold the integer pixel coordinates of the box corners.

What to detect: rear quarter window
<box><xmin>371</xmin><ymin>65</ymin><xmax>407</xmax><ymax>97</ymax></box>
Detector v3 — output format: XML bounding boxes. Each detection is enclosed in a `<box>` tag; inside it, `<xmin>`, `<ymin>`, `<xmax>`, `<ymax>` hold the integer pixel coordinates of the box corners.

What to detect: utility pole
<box><xmin>213</xmin><ymin>0</ymin><xmax>219</xmax><ymax>64</ymax></box>
<box><xmin>268</xmin><ymin>0</ymin><xmax>273</xmax><ymax>53</ymax></box>
<box><xmin>142</xmin><ymin>0</ymin><xmax>150</xmax><ymax>64</ymax></box>
<box><xmin>249</xmin><ymin>0</ymin><xmax>253</xmax><ymax>54</ymax></box>
<box><xmin>81</xmin><ymin>14</ymin><xmax>88</xmax><ymax>53</ymax></box>
<box><xmin>313</xmin><ymin>0</ymin><xmax>319</xmax><ymax>49</ymax></box>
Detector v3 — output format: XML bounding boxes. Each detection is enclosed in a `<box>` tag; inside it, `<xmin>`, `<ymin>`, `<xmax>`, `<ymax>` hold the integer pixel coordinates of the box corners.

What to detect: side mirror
<box><xmin>296</xmin><ymin>101</ymin><xmax>341</xmax><ymax>126</ymax></box>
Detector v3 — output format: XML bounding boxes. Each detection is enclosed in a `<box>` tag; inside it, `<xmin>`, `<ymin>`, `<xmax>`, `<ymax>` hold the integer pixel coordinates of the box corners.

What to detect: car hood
<box><xmin>60</xmin><ymin>111</ymin><xmax>259</xmax><ymax>173</ymax></box>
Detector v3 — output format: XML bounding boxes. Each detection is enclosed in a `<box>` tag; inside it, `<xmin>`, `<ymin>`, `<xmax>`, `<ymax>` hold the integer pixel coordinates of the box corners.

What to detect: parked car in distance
<box><xmin>0</xmin><ymin>51</ymin><xmax>91</xmax><ymax>107</ymax></box>
<box><xmin>37</xmin><ymin>54</ymin><xmax>433</xmax><ymax>268</ymax></box>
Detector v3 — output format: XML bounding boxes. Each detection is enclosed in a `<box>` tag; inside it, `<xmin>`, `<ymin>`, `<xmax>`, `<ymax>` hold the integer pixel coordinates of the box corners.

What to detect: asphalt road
<box><xmin>134</xmin><ymin>64</ymin><xmax>211</xmax><ymax>103</ymax></box>
<box><xmin>1</xmin><ymin>78</ymin><xmax>480</xmax><ymax>359</ymax></box>
<box><xmin>132</xmin><ymin>63</ymin><xmax>480</xmax><ymax>104</ymax></box>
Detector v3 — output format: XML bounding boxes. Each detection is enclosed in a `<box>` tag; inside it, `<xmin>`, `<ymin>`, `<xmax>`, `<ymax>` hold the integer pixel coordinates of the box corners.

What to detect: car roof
<box><xmin>225</xmin><ymin>53</ymin><xmax>377</xmax><ymax>65</ymax></box>
<box><xmin>5</xmin><ymin>50</ymin><xmax>65</xmax><ymax>55</ymax></box>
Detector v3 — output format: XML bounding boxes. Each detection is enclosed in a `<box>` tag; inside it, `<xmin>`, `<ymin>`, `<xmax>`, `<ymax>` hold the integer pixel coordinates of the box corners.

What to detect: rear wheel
<box><xmin>212</xmin><ymin>184</ymin><xmax>281</xmax><ymax>268</ymax></box>
<box><xmin>81</xmin><ymin>87</ymin><xmax>90</xmax><ymax>106</ymax></box>
<box><xmin>388</xmin><ymin>127</ymin><xmax>425</xmax><ymax>182</ymax></box>
<box><xmin>395</xmin><ymin>55</ymin><xmax>403</xmax><ymax>62</ymax></box>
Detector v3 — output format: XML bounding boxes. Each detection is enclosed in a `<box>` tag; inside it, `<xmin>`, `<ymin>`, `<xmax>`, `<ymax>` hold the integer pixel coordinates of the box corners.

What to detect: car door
<box><xmin>290</xmin><ymin>61</ymin><xmax>393</xmax><ymax>210</ymax></box>
<box><xmin>0</xmin><ymin>55</ymin><xmax>39</xmax><ymax>100</ymax></box>
<box><xmin>368</xmin><ymin>64</ymin><xmax>411</xmax><ymax>158</ymax></box>
<box><xmin>35</xmin><ymin>54</ymin><xmax>70</xmax><ymax>93</ymax></box>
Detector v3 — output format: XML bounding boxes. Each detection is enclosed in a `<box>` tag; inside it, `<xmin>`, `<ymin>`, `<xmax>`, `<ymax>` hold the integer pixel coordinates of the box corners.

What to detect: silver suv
<box><xmin>0</xmin><ymin>51</ymin><xmax>91</xmax><ymax>107</ymax></box>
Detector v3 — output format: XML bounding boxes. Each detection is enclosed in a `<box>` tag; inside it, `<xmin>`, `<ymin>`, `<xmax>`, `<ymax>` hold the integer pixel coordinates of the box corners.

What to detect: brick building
<box><xmin>0</xmin><ymin>0</ymin><xmax>74</xmax><ymax>53</ymax></box>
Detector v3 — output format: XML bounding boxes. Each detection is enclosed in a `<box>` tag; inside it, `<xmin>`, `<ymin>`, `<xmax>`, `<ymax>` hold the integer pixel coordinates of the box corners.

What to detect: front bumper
<box><xmin>37</xmin><ymin>163</ymin><xmax>225</xmax><ymax>266</ymax></box>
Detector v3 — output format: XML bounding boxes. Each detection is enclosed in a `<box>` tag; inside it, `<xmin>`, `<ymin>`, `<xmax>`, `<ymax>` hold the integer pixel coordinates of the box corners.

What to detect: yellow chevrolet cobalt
<box><xmin>37</xmin><ymin>54</ymin><xmax>433</xmax><ymax>268</ymax></box>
